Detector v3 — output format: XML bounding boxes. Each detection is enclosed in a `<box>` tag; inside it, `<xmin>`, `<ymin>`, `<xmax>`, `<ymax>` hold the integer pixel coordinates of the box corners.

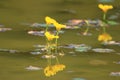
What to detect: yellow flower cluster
<box><xmin>45</xmin><ymin>31</ymin><xmax>59</xmax><ymax>41</ymax></box>
<box><xmin>45</xmin><ymin>16</ymin><xmax>66</xmax><ymax>31</ymax></box>
<box><xmin>53</xmin><ymin>64</ymin><xmax>66</xmax><ymax>72</ymax></box>
<box><xmin>44</xmin><ymin>64</ymin><xmax>66</xmax><ymax>77</ymax></box>
<box><xmin>44</xmin><ymin>16</ymin><xmax>66</xmax><ymax>77</ymax></box>
<box><xmin>44</xmin><ymin>66</ymin><xmax>56</xmax><ymax>77</ymax></box>
<box><xmin>98</xmin><ymin>33</ymin><xmax>112</xmax><ymax>42</ymax></box>
<box><xmin>98</xmin><ymin>4</ymin><xmax>113</xmax><ymax>13</ymax></box>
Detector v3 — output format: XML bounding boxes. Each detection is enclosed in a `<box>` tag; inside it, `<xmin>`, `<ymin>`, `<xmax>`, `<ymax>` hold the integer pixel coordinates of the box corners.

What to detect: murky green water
<box><xmin>0</xmin><ymin>0</ymin><xmax>120</xmax><ymax>80</ymax></box>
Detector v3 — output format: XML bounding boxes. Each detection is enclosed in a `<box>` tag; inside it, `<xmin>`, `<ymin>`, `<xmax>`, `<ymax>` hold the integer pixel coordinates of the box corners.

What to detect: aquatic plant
<box><xmin>44</xmin><ymin>16</ymin><xmax>66</xmax><ymax>77</ymax></box>
<box><xmin>98</xmin><ymin>4</ymin><xmax>113</xmax><ymax>43</ymax></box>
<box><xmin>98</xmin><ymin>4</ymin><xmax>113</xmax><ymax>22</ymax></box>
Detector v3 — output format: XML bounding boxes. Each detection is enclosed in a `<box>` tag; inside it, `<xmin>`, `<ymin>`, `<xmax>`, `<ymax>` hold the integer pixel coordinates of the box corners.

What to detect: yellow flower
<box><xmin>53</xmin><ymin>22</ymin><xmax>66</xmax><ymax>31</ymax></box>
<box><xmin>45</xmin><ymin>16</ymin><xmax>57</xmax><ymax>25</ymax></box>
<box><xmin>45</xmin><ymin>31</ymin><xmax>59</xmax><ymax>41</ymax></box>
<box><xmin>44</xmin><ymin>66</ymin><xmax>56</xmax><ymax>77</ymax></box>
<box><xmin>98</xmin><ymin>33</ymin><xmax>112</xmax><ymax>42</ymax></box>
<box><xmin>98</xmin><ymin>4</ymin><xmax>113</xmax><ymax>13</ymax></box>
<box><xmin>53</xmin><ymin>64</ymin><xmax>66</xmax><ymax>72</ymax></box>
<box><xmin>44</xmin><ymin>64</ymin><xmax>65</xmax><ymax>77</ymax></box>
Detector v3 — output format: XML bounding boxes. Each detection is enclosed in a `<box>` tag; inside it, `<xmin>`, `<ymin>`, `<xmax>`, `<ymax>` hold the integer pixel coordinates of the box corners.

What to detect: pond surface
<box><xmin>0</xmin><ymin>0</ymin><xmax>120</xmax><ymax>80</ymax></box>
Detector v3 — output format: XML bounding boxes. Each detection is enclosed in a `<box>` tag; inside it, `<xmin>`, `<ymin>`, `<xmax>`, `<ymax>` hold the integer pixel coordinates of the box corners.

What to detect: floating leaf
<box><xmin>109</xmin><ymin>15</ymin><xmax>118</xmax><ymax>20</ymax></box>
<box><xmin>110</xmin><ymin>72</ymin><xmax>120</xmax><ymax>76</ymax></box>
<box><xmin>92</xmin><ymin>48</ymin><xmax>115</xmax><ymax>53</ymax></box>
<box><xmin>73</xmin><ymin>78</ymin><xmax>86</xmax><ymax>80</ymax></box>
<box><xmin>98</xmin><ymin>0</ymin><xmax>114</xmax><ymax>3</ymax></box>
<box><xmin>75</xmin><ymin>44</ymin><xmax>91</xmax><ymax>52</ymax></box>
<box><xmin>107</xmin><ymin>21</ymin><xmax>119</xmax><ymax>25</ymax></box>
<box><xmin>25</xmin><ymin>66</ymin><xmax>42</xmax><ymax>71</ymax></box>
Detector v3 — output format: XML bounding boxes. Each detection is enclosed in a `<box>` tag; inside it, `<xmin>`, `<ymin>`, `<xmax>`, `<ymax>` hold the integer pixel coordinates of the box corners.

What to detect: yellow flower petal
<box><xmin>45</xmin><ymin>31</ymin><xmax>59</xmax><ymax>41</ymax></box>
<box><xmin>44</xmin><ymin>66</ymin><xmax>56</xmax><ymax>77</ymax></box>
<box><xmin>54</xmin><ymin>22</ymin><xmax>66</xmax><ymax>31</ymax></box>
<box><xmin>98</xmin><ymin>4</ymin><xmax>113</xmax><ymax>13</ymax></box>
<box><xmin>98</xmin><ymin>33</ymin><xmax>112</xmax><ymax>42</ymax></box>
<box><xmin>45</xmin><ymin>16</ymin><xmax>57</xmax><ymax>24</ymax></box>
<box><xmin>53</xmin><ymin>64</ymin><xmax>66</xmax><ymax>72</ymax></box>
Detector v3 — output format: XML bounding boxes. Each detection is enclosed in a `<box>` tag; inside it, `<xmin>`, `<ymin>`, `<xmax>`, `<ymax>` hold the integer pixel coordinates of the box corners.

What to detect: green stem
<box><xmin>102</xmin><ymin>26</ymin><xmax>106</xmax><ymax>33</ymax></box>
<box><xmin>55</xmin><ymin>57</ymin><xmax>60</xmax><ymax>64</ymax></box>
<box><xmin>103</xmin><ymin>13</ymin><xmax>106</xmax><ymax>21</ymax></box>
<box><xmin>84</xmin><ymin>20</ymin><xmax>90</xmax><ymax>33</ymax></box>
<box><xmin>45</xmin><ymin>24</ymin><xmax>52</xmax><ymax>66</ymax></box>
<box><xmin>102</xmin><ymin>13</ymin><xmax>107</xmax><ymax>33</ymax></box>
<box><xmin>47</xmin><ymin>42</ymin><xmax>52</xmax><ymax>66</ymax></box>
<box><xmin>45</xmin><ymin>24</ymin><xmax>49</xmax><ymax>32</ymax></box>
<box><xmin>47</xmin><ymin>58</ymin><xmax>51</xmax><ymax>66</ymax></box>
<box><xmin>47</xmin><ymin>42</ymin><xmax>50</xmax><ymax>54</ymax></box>
<box><xmin>55</xmin><ymin>31</ymin><xmax>59</xmax><ymax>54</ymax></box>
<box><xmin>84</xmin><ymin>26</ymin><xmax>89</xmax><ymax>33</ymax></box>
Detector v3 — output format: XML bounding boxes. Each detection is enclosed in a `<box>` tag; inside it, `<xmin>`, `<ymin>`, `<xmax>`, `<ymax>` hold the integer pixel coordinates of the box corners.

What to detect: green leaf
<box><xmin>107</xmin><ymin>21</ymin><xmax>119</xmax><ymax>25</ymax></box>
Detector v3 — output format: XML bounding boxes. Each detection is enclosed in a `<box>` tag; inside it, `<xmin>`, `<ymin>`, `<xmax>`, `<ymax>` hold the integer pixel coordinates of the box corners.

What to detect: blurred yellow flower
<box><xmin>44</xmin><ymin>66</ymin><xmax>56</xmax><ymax>77</ymax></box>
<box><xmin>45</xmin><ymin>31</ymin><xmax>59</xmax><ymax>41</ymax></box>
<box><xmin>53</xmin><ymin>22</ymin><xmax>66</xmax><ymax>31</ymax></box>
<box><xmin>44</xmin><ymin>16</ymin><xmax>66</xmax><ymax>77</ymax></box>
<box><xmin>98</xmin><ymin>33</ymin><xmax>112</xmax><ymax>42</ymax></box>
<box><xmin>44</xmin><ymin>64</ymin><xmax>65</xmax><ymax>77</ymax></box>
<box><xmin>45</xmin><ymin>16</ymin><xmax>57</xmax><ymax>24</ymax></box>
<box><xmin>53</xmin><ymin>64</ymin><xmax>66</xmax><ymax>72</ymax></box>
<box><xmin>98</xmin><ymin>4</ymin><xmax>113</xmax><ymax>13</ymax></box>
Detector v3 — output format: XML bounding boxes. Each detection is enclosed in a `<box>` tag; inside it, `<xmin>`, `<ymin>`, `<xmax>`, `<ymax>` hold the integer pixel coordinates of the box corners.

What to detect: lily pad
<box><xmin>113</xmin><ymin>61</ymin><xmax>120</xmax><ymax>64</ymax></box>
<box><xmin>25</xmin><ymin>65</ymin><xmax>42</xmax><ymax>71</ymax></box>
<box><xmin>73</xmin><ymin>78</ymin><xmax>86</xmax><ymax>80</ymax></box>
<box><xmin>92</xmin><ymin>48</ymin><xmax>115</xmax><ymax>53</ymax></box>
<box><xmin>109</xmin><ymin>15</ymin><xmax>119</xmax><ymax>20</ymax></box>
<box><xmin>75</xmin><ymin>44</ymin><xmax>91</xmax><ymax>52</ymax></box>
<box><xmin>30</xmin><ymin>51</ymin><xmax>42</xmax><ymax>55</ymax></box>
<box><xmin>61</xmin><ymin>44</ymin><xmax>77</xmax><ymax>49</ymax></box>
<box><xmin>98</xmin><ymin>0</ymin><xmax>114</xmax><ymax>3</ymax></box>
<box><xmin>41</xmin><ymin>55</ymin><xmax>56</xmax><ymax>59</ymax></box>
<box><xmin>0</xmin><ymin>48</ymin><xmax>9</xmax><ymax>52</ymax></box>
<box><xmin>116</xmin><ymin>53</ymin><xmax>120</xmax><ymax>55</ymax></box>
<box><xmin>28</xmin><ymin>31</ymin><xmax>44</xmax><ymax>36</ymax></box>
<box><xmin>9</xmin><ymin>50</ymin><xmax>19</xmax><ymax>53</ymax></box>
<box><xmin>53</xmin><ymin>30</ymin><xmax>65</xmax><ymax>34</ymax></box>
<box><xmin>110</xmin><ymin>72</ymin><xmax>120</xmax><ymax>76</ymax></box>
<box><xmin>103</xmin><ymin>41</ymin><xmax>120</xmax><ymax>46</ymax></box>
<box><xmin>30</xmin><ymin>23</ymin><xmax>54</xmax><ymax>27</ymax></box>
<box><xmin>68</xmin><ymin>51</ymin><xmax>75</xmax><ymax>54</ymax></box>
<box><xmin>33</xmin><ymin>44</ymin><xmax>45</xmax><ymax>48</ymax></box>
<box><xmin>107</xmin><ymin>21</ymin><xmax>119</xmax><ymax>25</ymax></box>
<box><xmin>0</xmin><ymin>28</ymin><xmax>12</xmax><ymax>32</ymax></box>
